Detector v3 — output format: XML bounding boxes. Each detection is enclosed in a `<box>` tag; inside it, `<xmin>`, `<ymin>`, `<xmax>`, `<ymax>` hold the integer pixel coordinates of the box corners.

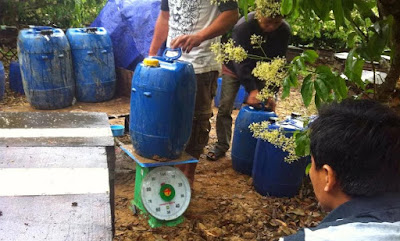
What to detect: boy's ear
<box><xmin>322</xmin><ymin>164</ymin><xmax>337</xmax><ymax>192</ymax></box>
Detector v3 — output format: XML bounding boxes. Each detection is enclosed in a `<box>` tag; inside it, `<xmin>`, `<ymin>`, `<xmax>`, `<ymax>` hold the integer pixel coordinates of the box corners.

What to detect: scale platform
<box><xmin>118</xmin><ymin>142</ymin><xmax>198</xmax><ymax>228</ymax></box>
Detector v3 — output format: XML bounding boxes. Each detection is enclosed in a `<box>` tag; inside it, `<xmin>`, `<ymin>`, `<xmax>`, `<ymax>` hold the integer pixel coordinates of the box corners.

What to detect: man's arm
<box><xmin>149</xmin><ymin>10</ymin><xmax>170</xmax><ymax>56</ymax></box>
<box><xmin>171</xmin><ymin>9</ymin><xmax>239</xmax><ymax>53</ymax></box>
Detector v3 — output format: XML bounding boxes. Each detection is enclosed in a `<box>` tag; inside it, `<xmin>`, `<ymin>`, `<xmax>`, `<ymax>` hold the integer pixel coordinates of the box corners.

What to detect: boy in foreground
<box><xmin>281</xmin><ymin>99</ymin><xmax>400</xmax><ymax>240</ymax></box>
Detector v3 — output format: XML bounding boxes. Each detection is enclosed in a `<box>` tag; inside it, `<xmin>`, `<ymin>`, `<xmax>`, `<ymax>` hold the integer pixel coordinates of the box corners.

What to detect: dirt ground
<box><xmin>1</xmin><ymin>85</ymin><xmax>324</xmax><ymax>241</ymax></box>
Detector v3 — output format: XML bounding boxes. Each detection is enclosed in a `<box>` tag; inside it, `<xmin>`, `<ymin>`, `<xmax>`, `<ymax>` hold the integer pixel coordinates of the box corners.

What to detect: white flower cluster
<box><xmin>250</xmin><ymin>34</ymin><xmax>266</xmax><ymax>49</ymax></box>
<box><xmin>249</xmin><ymin>121</ymin><xmax>299</xmax><ymax>163</ymax></box>
<box><xmin>252</xmin><ymin>57</ymin><xmax>287</xmax><ymax>101</ymax></box>
<box><xmin>210</xmin><ymin>40</ymin><xmax>248</xmax><ymax>64</ymax></box>
<box><xmin>255</xmin><ymin>0</ymin><xmax>282</xmax><ymax>18</ymax></box>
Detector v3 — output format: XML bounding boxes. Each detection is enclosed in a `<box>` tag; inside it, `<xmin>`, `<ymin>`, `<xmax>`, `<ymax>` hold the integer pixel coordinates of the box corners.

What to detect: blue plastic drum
<box><xmin>252</xmin><ymin>120</ymin><xmax>308</xmax><ymax>197</ymax></box>
<box><xmin>66</xmin><ymin>27</ymin><xmax>116</xmax><ymax>102</ymax></box>
<box><xmin>18</xmin><ymin>27</ymin><xmax>75</xmax><ymax>109</ymax></box>
<box><xmin>129</xmin><ymin>49</ymin><xmax>196</xmax><ymax>159</ymax></box>
<box><xmin>231</xmin><ymin>106</ymin><xmax>277</xmax><ymax>175</ymax></box>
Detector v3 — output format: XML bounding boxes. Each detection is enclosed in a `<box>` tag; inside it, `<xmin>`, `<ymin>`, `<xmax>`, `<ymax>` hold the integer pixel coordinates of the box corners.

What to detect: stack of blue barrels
<box><xmin>129</xmin><ymin>48</ymin><xmax>196</xmax><ymax>160</ymax></box>
<box><xmin>17</xmin><ymin>26</ymin><xmax>116</xmax><ymax>109</ymax></box>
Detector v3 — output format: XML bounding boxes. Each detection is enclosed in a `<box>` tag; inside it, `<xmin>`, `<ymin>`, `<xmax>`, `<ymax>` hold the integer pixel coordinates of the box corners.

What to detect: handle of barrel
<box><xmin>252</xmin><ymin>102</ymin><xmax>273</xmax><ymax>112</ymax></box>
<box><xmin>252</xmin><ymin>102</ymin><xmax>265</xmax><ymax>111</ymax></box>
<box><xmin>85</xmin><ymin>27</ymin><xmax>98</xmax><ymax>33</ymax></box>
<box><xmin>162</xmin><ymin>48</ymin><xmax>182</xmax><ymax>62</ymax></box>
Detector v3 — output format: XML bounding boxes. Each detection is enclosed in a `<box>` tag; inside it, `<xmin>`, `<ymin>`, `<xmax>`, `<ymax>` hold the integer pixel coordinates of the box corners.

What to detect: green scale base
<box><xmin>118</xmin><ymin>143</ymin><xmax>198</xmax><ymax>228</ymax></box>
<box><xmin>130</xmin><ymin>165</ymin><xmax>184</xmax><ymax>228</ymax></box>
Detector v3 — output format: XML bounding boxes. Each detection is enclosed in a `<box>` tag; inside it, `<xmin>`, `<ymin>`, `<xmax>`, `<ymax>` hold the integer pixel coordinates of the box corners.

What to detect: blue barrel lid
<box><xmin>18</xmin><ymin>27</ymin><xmax>70</xmax><ymax>54</ymax></box>
<box><xmin>66</xmin><ymin>27</ymin><xmax>112</xmax><ymax>50</ymax></box>
<box><xmin>268</xmin><ymin>119</ymin><xmax>304</xmax><ymax>132</ymax></box>
<box><xmin>0</xmin><ymin>61</ymin><xmax>4</xmax><ymax>70</ymax></box>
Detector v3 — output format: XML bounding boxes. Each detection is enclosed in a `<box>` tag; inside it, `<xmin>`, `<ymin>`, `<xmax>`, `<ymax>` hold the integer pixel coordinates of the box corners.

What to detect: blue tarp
<box><xmin>91</xmin><ymin>0</ymin><xmax>162</xmax><ymax>71</ymax></box>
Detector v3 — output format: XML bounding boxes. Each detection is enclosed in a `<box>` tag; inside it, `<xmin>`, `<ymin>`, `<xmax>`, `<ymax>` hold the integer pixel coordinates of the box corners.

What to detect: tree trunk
<box><xmin>377</xmin><ymin>0</ymin><xmax>400</xmax><ymax>101</ymax></box>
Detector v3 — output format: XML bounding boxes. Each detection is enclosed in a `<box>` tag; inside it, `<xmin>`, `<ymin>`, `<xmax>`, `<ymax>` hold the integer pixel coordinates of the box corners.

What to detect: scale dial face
<box><xmin>141</xmin><ymin>166</ymin><xmax>191</xmax><ymax>221</ymax></box>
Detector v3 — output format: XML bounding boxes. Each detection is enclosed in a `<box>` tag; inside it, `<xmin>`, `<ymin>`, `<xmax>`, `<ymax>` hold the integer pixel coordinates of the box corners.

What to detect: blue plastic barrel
<box><xmin>9</xmin><ymin>61</ymin><xmax>24</xmax><ymax>95</ymax></box>
<box><xmin>252</xmin><ymin>121</ymin><xmax>308</xmax><ymax>197</ymax></box>
<box><xmin>231</xmin><ymin>106</ymin><xmax>277</xmax><ymax>175</ymax></box>
<box><xmin>17</xmin><ymin>27</ymin><xmax>75</xmax><ymax>109</ymax></box>
<box><xmin>214</xmin><ymin>77</ymin><xmax>247</xmax><ymax>109</ymax></box>
<box><xmin>129</xmin><ymin>49</ymin><xmax>196</xmax><ymax>159</ymax></box>
<box><xmin>66</xmin><ymin>27</ymin><xmax>116</xmax><ymax>102</ymax></box>
<box><xmin>0</xmin><ymin>61</ymin><xmax>5</xmax><ymax>101</ymax></box>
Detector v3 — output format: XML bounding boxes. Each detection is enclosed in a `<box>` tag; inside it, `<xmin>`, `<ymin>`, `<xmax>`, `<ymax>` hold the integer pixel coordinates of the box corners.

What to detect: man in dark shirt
<box><xmin>207</xmin><ymin>11</ymin><xmax>291</xmax><ymax>161</ymax></box>
<box><xmin>281</xmin><ymin>99</ymin><xmax>400</xmax><ymax>241</ymax></box>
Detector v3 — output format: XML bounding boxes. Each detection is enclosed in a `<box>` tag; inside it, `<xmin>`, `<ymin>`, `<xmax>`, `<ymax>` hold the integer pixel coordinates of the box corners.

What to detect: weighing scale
<box><xmin>118</xmin><ymin>143</ymin><xmax>198</xmax><ymax>228</ymax></box>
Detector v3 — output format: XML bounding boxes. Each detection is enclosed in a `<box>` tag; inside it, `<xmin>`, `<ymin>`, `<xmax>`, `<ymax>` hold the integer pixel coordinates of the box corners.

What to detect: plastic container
<box><xmin>66</xmin><ymin>27</ymin><xmax>116</xmax><ymax>102</ymax></box>
<box><xmin>0</xmin><ymin>61</ymin><xmax>5</xmax><ymax>101</ymax></box>
<box><xmin>231</xmin><ymin>106</ymin><xmax>277</xmax><ymax>175</ymax></box>
<box><xmin>17</xmin><ymin>27</ymin><xmax>75</xmax><ymax>109</ymax></box>
<box><xmin>111</xmin><ymin>125</ymin><xmax>124</xmax><ymax>137</ymax></box>
<box><xmin>214</xmin><ymin>77</ymin><xmax>247</xmax><ymax>109</ymax></box>
<box><xmin>252</xmin><ymin>119</ymin><xmax>308</xmax><ymax>197</ymax></box>
<box><xmin>129</xmin><ymin>48</ymin><xmax>196</xmax><ymax>159</ymax></box>
<box><xmin>9</xmin><ymin>61</ymin><xmax>24</xmax><ymax>95</ymax></box>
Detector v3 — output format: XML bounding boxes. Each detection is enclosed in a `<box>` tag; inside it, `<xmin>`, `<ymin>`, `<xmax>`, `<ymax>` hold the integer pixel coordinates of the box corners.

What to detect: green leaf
<box><xmin>301</xmin><ymin>50</ymin><xmax>319</xmax><ymax>64</ymax></box>
<box><xmin>281</xmin><ymin>0</ymin><xmax>293</xmax><ymax>15</ymax></box>
<box><xmin>315</xmin><ymin>92</ymin><xmax>321</xmax><ymax>108</ymax></box>
<box><xmin>342</xmin><ymin>0</ymin><xmax>354</xmax><ymax>10</ymax></box>
<box><xmin>316</xmin><ymin>0</ymin><xmax>330</xmax><ymax>20</ymax></box>
<box><xmin>335</xmin><ymin>76</ymin><xmax>348</xmax><ymax>99</ymax></box>
<box><xmin>305</xmin><ymin>163</ymin><xmax>312</xmax><ymax>175</ymax></box>
<box><xmin>282</xmin><ymin>75</ymin><xmax>291</xmax><ymax>99</ymax></box>
<box><xmin>301</xmin><ymin>74</ymin><xmax>314</xmax><ymax>107</ymax></box>
<box><xmin>291</xmin><ymin>0</ymin><xmax>300</xmax><ymax>19</ymax></box>
<box><xmin>295</xmin><ymin>58</ymin><xmax>306</xmax><ymax>71</ymax></box>
<box><xmin>347</xmin><ymin>32</ymin><xmax>358</xmax><ymax>48</ymax></box>
<box><xmin>354</xmin><ymin>0</ymin><xmax>377</xmax><ymax>19</ymax></box>
<box><xmin>295</xmin><ymin>130</ymin><xmax>310</xmax><ymax>157</ymax></box>
<box><xmin>332</xmin><ymin>0</ymin><xmax>345</xmax><ymax>28</ymax></box>
<box><xmin>239</xmin><ymin>0</ymin><xmax>249</xmax><ymax>21</ymax></box>
<box><xmin>289</xmin><ymin>71</ymin><xmax>299</xmax><ymax>87</ymax></box>
<box><xmin>344</xmin><ymin>49</ymin><xmax>355</xmax><ymax>79</ymax></box>
<box><xmin>315</xmin><ymin>77</ymin><xmax>329</xmax><ymax>102</ymax></box>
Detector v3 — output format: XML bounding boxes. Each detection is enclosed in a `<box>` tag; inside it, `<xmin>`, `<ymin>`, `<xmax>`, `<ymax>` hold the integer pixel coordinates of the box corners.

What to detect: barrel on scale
<box><xmin>231</xmin><ymin>106</ymin><xmax>277</xmax><ymax>175</ymax></box>
<box><xmin>0</xmin><ymin>61</ymin><xmax>4</xmax><ymax>101</ymax></box>
<box><xmin>9</xmin><ymin>61</ymin><xmax>24</xmax><ymax>95</ymax></box>
<box><xmin>66</xmin><ymin>27</ymin><xmax>116</xmax><ymax>102</ymax></box>
<box><xmin>252</xmin><ymin>120</ymin><xmax>308</xmax><ymax>197</ymax></box>
<box><xmin>17</xmin><ymin>27</ymin><xmax>74</xmax><ymax>109</ymax></box>
<box><xmin>130</xmin><ymin>49</ymin><xmax>196</xmax><ymax>160</ymax></box>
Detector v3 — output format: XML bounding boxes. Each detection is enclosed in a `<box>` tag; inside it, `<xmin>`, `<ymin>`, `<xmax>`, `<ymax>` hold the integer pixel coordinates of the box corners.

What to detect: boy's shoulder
<box><xmin>281</xmin><ymin>193</ymin><xmax>400</xmax><ymax>241</ymax></box>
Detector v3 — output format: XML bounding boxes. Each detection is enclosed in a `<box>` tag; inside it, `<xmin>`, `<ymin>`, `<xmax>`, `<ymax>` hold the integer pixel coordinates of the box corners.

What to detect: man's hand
<box><xmin>170</xmin><ymin>34</ymin><xmax>203</xmax><ymax>53</ymax></box>
<box><xmin>246</xmin><ymin>90</ymin><xmax>261</xmax><ymax>106</ymax></box>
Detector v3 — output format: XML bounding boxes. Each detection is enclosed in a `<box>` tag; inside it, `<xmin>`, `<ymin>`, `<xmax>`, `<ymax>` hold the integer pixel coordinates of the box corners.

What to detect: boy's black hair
<box><xmin>310</xmin><ymin>99</ymin><xmax>400</xmax><ymax>197</ymax></box>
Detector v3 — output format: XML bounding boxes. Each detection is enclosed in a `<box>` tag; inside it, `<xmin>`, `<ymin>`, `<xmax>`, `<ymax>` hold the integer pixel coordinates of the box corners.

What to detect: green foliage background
<box><xmin>0</xmin><ymin>0</ymin><xmax>107</xmax><ymax>28</ymax></box>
